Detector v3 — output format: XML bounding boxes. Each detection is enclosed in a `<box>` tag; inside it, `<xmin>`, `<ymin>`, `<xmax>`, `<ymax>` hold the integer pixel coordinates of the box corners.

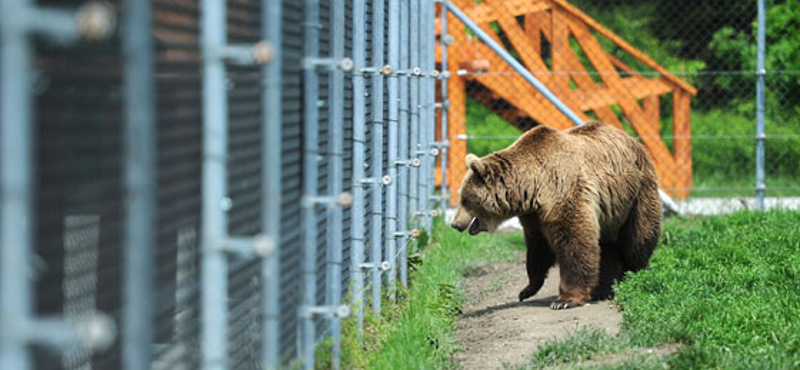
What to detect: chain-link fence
<box><xmin>440</xmin><ymin>0</ymin><xmax>800</xmax><ymax>214</ymax></box>
<box><xmin>2</xmin><ymin>0</ymin><xmax>797</xmax><ymax>370</ymax></box>
<box><xmin>1</xmin><ymin>0</ymin><xmax>445</xmax><ymax>369</ymax></box>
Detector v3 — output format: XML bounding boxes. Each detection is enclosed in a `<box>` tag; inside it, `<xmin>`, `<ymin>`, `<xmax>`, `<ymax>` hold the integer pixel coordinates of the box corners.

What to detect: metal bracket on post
<box><xmin>440</xmin><ymin>34</ymin><xmax>455</xmax><ymax>46</ymax></box>
<box><xmin>360</xmin><ymin>65</ymin><xmax>394</xmax><ymax>76</ymax></box>
<box><xmin>211</xmin><ymin>41</ymin><xmax>275</xmax><ymax>65</ymax></box>
<box><xmin>359</xmin><ymin>175</ymin><xmax>393</xmax><ymax>187</ymax></box>
<box><xmin>395</xmin><ymin>158</ymin><xmax>422</xmax><ymax>168</ymax></box>
<box><xmin>304</xmin><ymin>57</ymin><xmax>355</xmax><ymax>72</ymax></box>
<box><xmin>21</xmin><ymin>313</ymin><xmax>117</xmax><ymax>351</ymax></box>
<box><xmin>414</xmin><ymin>209</ymin><xmax>439</xmax><ymax>219</ymax></box>
<box><xmin>430</xmin><ymin>141</ymin><xmax>450</xmax><ymax>148</ymax></box>
<box><xmin>393</xmin><ymin>229</ymin><xmax>421</xmax><ymax>239</ymax></box>
<box><xmin>302</xmin><ymin>192</ymin><xmax>353</xmax><ymax>208</ymax></box>
<box><xmin>19</xmin><ymin>1</ymin><xmax>116</xmax><ymax>43</ymax></box>
<box><xmin>392</xmin><ymin>67</ymin><xmax>424</xmax><ymax>77</ymax></box>
<box><xmin>359</xmin><ymin>261</ymin><xmax>392</xmax><ymax>272</ymax></box>
<box><xmin>417</xmin><ymin>148</ymin><xmax>439</xmax><ymax>157</ymax></box>
<box><xmin>433</xmin><ymin>100</ymin><xmax>451</xmax><ymax>110</ymax></box>
<box><xmin>299</xmin><ymin>305</ymin><xmax>351</xmax><ymax>319</ymax></box>
<box><xmin>219</xmin><ymin>235</ymin><xmax>276</xmax><ymax>259</ymax></box>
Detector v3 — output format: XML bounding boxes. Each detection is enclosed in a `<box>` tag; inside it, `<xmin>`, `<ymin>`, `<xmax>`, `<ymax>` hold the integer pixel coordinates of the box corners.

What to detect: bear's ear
<box><xmin>465</xmin><ymin>154</ymin><xmax>486</xmax><ymax>179</ymax></box>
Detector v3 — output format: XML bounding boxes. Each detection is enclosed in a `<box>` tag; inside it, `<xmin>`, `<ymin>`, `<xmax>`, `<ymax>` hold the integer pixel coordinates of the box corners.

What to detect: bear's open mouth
<box><xmin>468</xmin><ymin>217</ymin><xmax>480</xmax><ymax>235</ymax></box>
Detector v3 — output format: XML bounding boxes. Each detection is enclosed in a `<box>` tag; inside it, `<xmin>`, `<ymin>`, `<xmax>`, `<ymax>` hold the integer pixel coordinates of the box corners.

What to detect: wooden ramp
<box><xmin>436</xmin><ymin>0</ymin><xmax>696</xmax><ymax>204</ymax></box>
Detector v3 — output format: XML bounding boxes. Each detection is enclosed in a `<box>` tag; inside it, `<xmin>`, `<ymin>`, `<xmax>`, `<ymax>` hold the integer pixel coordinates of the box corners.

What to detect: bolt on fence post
<box><xmin>350</xmin><ymin>0</ymin><xmax>367</xmax><ymax>334</ymax></box>
<box><xmin>262</xmin><ymin>0</ymin><xmax>282</xmax><ymax>368</ymax></box>
<box><xmin>409</xmin><ymin>0</ymin><xmax>420</xmax><ymax>234</ymax></box>
<box><xmin>0</xmin><ymin>1</ymin><xmax>34</xmax><ymax>368</ymax></box>
<box><xmin>200</xmin><ymin>0</ymin><xmax>230</xmax><ymax>368</ymax></box>
<box><xmin>439</xmin><ymin>0</ymin><xmax>450</xmax><ymax>215</ymax></box>
<box><xmin>301</xmin><ymin>0</ymin><xmax>321</xmax><ymax>367</ymax></box>
<box><xmin>755</xmin><ymin>0</ymin><xmax>766</xmax><ymax>211</ymax></box>
<box><xmin>386</xmin><ymin>0</ymin><xmax>401</xmax><ymax>301</ymax></box>
<box><xmin>122</xmin><ymin>0</ymin><xmax>156</xmax><ymax>368</ymax></box>
<box><xmin>326</xmin><ymin>0</ymin><xmax>346</xmax><ymax>366</ymax></box>
<box><xmin>369</xmin><ymin>0</ymin><xmax>386</xmax><ymax>316</ymax></box>
<box><xmin>397</xmin><ymin>0</ymin><xmax>411</xmax><ymax>288</ymax></box>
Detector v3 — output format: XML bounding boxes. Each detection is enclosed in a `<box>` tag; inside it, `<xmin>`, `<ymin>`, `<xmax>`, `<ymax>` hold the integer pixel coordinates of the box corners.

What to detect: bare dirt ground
<box><xmin>455</xmin><ymin>258</ymin><xmax>622</xmax><ymax>370</ymax></box>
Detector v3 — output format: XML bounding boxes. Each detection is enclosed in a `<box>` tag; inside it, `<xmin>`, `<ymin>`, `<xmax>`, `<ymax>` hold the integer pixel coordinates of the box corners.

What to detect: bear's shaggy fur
<box><xmin>451</xmin><ymin>121</ymin><xmax>661</xmax><ymax>310</ymax></box>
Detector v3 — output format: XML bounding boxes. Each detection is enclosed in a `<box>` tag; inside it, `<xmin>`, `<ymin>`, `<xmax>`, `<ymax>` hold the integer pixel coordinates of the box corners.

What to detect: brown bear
<box><xmin>451</xmin><ymin>121</ymin><xmax>661</xmax><ymax>310</ymax></box>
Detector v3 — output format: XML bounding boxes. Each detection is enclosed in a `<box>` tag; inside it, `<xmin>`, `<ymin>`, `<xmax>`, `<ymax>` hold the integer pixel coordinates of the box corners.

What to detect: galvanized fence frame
<box><xmin>0</xmin><ymin>0</ymin><xmax>782</xmax><ymax>369</ymax></box>
<box><xmin>0</xmin><ymin>0</ymin><xmax>439</xmax><ymax>367</ymax></box>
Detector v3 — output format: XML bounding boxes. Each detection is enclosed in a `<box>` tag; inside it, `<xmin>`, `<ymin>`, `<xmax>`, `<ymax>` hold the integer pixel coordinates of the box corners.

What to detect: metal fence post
<box><xmin>262</xmin><ymin>0</ymin><xmax>282</xmax><ymax>368</ymax></box>
<box><xmin>0</xmin><ymin>1</ymin><xmax>34</xmax><ymax>368</ymax></box>
<box><xmin>326</xmin><ymin>0</ymin><xmax>346</xmax><ymax>366</ymax></box>
<box><xmin>417</xmin><ymin>0</ymin><xmax>429</xmax><ymax>228</ymax></box>
<box><xmin>426</xmin><ymin>0</ymin><xmax>437</xmax><ymax>231</ymax></box>
<box><xmin>409</xmin><ymin>0</ymin><xmax>421</xmax><ymax>233</ymax></box>
<box><xmin>351</xmin><ymin>0</ymin><xmax>368</xmax><ymax>334</ymax></box>
<box><xmin>439</xmin><ymin>0</ymin><xmax>450</xmax><ymax>215</ymax></box>
<box><xmin>755</xmin><ymin>0</ymin><xmax>766</xmax><ymax>210</ymax></box>
<box><xmin>301</xmin><ymin>0</ymin><xmax>321</xmax><ymax>366</ymax></box>
<box><xmin>386</xmin><ymin>0</ymin><xmax>401</xmax><ymax>301</ymax></box>
<box><xmin>122</xmin><ymin>0</ymin><xmax>156</xmax><ymax>368</ymax></box>
<box><xmin>397</xmin><ymin>0</ymin><xmax>411</xmax><ymax>287</ymax></box>
<box><xmin>200</xmin><ymin>0</ymin><xmax>230</xmax><ymax>368</ymax></box>
<box><xmin>368</xmin><ymin>0</ymin><xmax>386</xmax><ymax>315</ymax></box>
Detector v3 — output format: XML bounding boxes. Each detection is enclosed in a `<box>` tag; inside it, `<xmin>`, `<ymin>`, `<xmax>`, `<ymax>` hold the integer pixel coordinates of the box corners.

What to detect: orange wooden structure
<box><xmin>435</xmin><ymin>0</ymin><xmax>696</xmax><ymax>204</ymax></box>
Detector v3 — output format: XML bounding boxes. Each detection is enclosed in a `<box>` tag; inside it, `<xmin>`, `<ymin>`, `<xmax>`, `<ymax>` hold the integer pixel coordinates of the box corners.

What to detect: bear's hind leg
<box><xmin>519</xmin><ymin>224</ymin><xmax>555</xmax><ymax>302</ymax></box>
<box><xmin>591</xmin><ymin>242</ymin><xmax>623</xmax><ymax>301</ymax></box>
<box><xmin>619</xmin><ymin>185</ymin><xmax>661</xmax><ymax>274</ymax></box>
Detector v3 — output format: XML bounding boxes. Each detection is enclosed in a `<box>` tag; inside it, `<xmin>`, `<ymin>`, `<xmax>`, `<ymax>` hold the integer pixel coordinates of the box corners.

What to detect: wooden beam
<box><xmin>672</xmin><ymin>90</ymin><xmax>692</xmax><ymax>199</ymax></box>
<box><xmin>643</xmin><ymin>95</ymin><xmax>660</xmax><ymax>132</ymax></box>
<box><xmin>446</xmin><ymin>0</ymin><xmax>471</xmax><ymax>205</ymax></box>
<box><xmin>486</xmin><ymin>0</ymin><xmax>589</xmax><ymax>122</ymax></box>
<box><xmin>548</xmin><ymin>0</ymin><xmax>697</xmax><ymax>96</ymax></box>
<box><xmin>473</xmin><ymin>74</ymin><xmax>574</xmax><ymax>130</ymax></box>
<box><xmin>568</xmin><ymin>16</ymin><xmax>678</xmax><ymax>189</ymax></box>
<box><xmin>568</xmin><ymin>77</ymin><xmax>673</xmax><ymax>112</ymax></box>
<box><xmin>435</xmin><ymin>0</ymin><xmax>551</xmax><ymax>34</ymax></box>
<box><xmin>524</xmin><ymin>11</ymin><xmax>549</xmax><ymax>55</ymax></box>
<box><xmin>550</xmin><ymin>8</ymin><xmax>571</xmax><ymax>92</ymax></box>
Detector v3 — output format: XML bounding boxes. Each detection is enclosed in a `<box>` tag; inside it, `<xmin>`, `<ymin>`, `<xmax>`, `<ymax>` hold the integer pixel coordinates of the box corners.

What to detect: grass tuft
<box><xmin>516</xmin><ymin>211</ymin><xmax>800</xmax><ymax>370</ymax></box>
<box><xmin>338</xmin><ymin>220</ymin><xmax>524</xmax><ymax>369</ymax></box>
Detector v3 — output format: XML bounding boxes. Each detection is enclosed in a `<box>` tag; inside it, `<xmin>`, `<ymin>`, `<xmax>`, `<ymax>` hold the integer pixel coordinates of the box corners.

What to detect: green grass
<box><xmin>337</xmin><ymin>221</ymin><xmax>525</xmax><ymax>370</ymax></box>
<box><xmin>515</xmin><ymin>211</ymin><xmax>800</xmax><ymax>370</ymax></box>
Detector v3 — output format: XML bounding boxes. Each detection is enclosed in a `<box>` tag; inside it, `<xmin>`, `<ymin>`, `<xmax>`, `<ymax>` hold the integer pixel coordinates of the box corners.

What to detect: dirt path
<box><xmin>455</xmin><ymin>258</ymin><xmax>622</xmax><ymax>370</ymax></box>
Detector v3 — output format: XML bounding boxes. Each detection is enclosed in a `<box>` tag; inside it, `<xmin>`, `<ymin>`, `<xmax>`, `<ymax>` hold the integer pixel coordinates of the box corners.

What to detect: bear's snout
<box><xmin>451</xmin><ymin>207</ymin><xmax>474</xmax><ymax>232</ymax></box>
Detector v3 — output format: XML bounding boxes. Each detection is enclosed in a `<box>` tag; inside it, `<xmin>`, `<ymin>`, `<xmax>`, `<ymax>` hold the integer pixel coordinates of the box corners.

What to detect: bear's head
<box><xmin>451</xmin><ymin>153</ymin><xmax>518</xmax><ymax>235</ymax></box>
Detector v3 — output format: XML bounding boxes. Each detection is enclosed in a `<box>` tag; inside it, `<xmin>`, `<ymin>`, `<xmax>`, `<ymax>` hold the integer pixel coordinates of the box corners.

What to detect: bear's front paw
<box><xmin>550</xmin><ymin>298</ymin><xmax>585</xmax><ymax>310</ymax></box>
<box><xmin>518</xmin><ymin>285</ymin><xmax>539</xmax><ymax>302</ymax></box>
